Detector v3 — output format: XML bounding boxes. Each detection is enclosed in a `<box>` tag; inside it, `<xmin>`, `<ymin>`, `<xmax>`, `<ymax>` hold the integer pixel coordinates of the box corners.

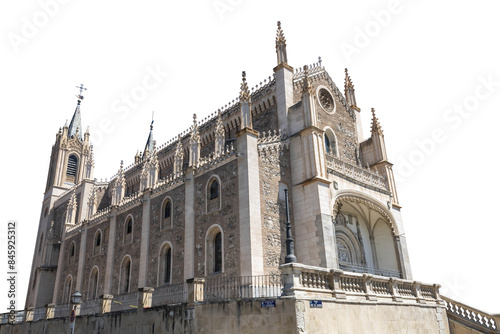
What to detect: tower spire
<box><xmin>276</xmin><ymin>21</ymin><xmax>288</xmax><ymax>66</ymax></box>
<box><xmin>239</xmin><ymin>71</ymin><xmax>253</xmax><ymax>130</ymax></box>
<box><xmin>143</xmin><ymin>114</ymin><xmax>155</xmax><ymax>157</ymax></box>
<box><xmin>68</xmin><ymin>84</ymin><xmax>87</xmax><ymax>140</ymax></box>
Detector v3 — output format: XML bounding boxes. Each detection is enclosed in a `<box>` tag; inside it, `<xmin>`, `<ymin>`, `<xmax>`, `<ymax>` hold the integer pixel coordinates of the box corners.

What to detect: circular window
<box><xmin>318</xmin><ymin>88</ymin><xmax>335</xmax><ymax>113</ymax></box>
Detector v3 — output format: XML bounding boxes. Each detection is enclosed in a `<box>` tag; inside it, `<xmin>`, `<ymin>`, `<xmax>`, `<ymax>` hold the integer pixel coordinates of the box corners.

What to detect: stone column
<box><xmin>237</xmin><ymin>128</ymin><xmax>264</xmax><ymax>277</ymax></box>
<box><xmin>184</xmin><ymin>168</ymin><xmax>195</xmax><ymax>281</ymax></box>
<box><xmin>138</xmin><ymin>190</ymin><xmax>151</xmax><ymax>288</ymax></box>
<box><xmin>187</xmin><ymin>278</ymin><xmax>205</xmax><ymax>306</ymax></box>
<box><xmin>104</xmin><ymin>209</ymin><xmax>117</xmax><ymax>294</ymax></box>
<box><xmin>75</xmin><ymin>221</ymin><xmax>88</xmax><ymax>292</ymax></box>
<box><xmin>138</xmin><ymin>287</ymin><xmax>154</xmax><ymax>309</ymax></box>
<box><xmin>100</xmin><ymin>294</ymin><xmax>113</xmax><ymax>314</ymax></box>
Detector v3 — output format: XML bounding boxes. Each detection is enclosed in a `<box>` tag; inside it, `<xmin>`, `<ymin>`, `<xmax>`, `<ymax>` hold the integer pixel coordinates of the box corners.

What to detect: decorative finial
<box><xmin>345</xmin><ymin>68</ymin><xmax>354</xmax><ymax>88</ymax></box>
<box><xmin>240</xmin><ymin>71</ymin><xmax>251</xmax><ymax>102</ymax></box>
<box><xmin>120</xmin><ymin>160</ymin><xmax>124</xmax><ymax>169</ymax></box>
<box><xmin>318</xmin><ymin>56</ymin><xmax>322</xmax><ymax>67</ymax></box>
<box><xmin>276</xmin><ymin>21</ymin><xmax>286</xmax><ymax>44</ymax></box>
<box><xmin>371</xmin><ymin>108</ymin><xmax>383</xmax><ymax>134</ymax></box>
<box><xmin>275</xmin><ymin>21</ymin><xmax>288</xmax><ymax>65</ymax></box>
<box><xmin>75</xmin><ymin>83</ymin><xmax>87</xmax><ymax>104</ymax></box>
<box><xmin>303</xmin><ymin>65</ymin><xmax>312</xmax><ymax>93</ymax></box>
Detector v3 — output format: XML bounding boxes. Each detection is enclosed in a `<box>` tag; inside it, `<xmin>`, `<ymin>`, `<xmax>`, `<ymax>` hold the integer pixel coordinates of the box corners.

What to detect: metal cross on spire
<box><xmin>75</xmin><ymin>83</ymin><xmax>87</xmax><ymax>104</ymax></box>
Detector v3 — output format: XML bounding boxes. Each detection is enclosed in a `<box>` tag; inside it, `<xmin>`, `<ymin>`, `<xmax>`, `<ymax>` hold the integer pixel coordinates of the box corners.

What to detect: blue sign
<box><xmin>261</xmin><ymin>300</ymin><xmax>276</xmax><ymax>308</ymax></box>
<box><xmin>309</xmin><ymin>300</ymin><xmax>323</xmax><ymax>308</ymax></box>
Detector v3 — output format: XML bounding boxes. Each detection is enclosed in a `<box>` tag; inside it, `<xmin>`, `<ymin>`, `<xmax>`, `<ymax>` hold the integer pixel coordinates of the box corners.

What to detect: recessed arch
<box><xmin>88</xmin><ymin>266</ymin><xmax>99</xmax><ymax>300</ymax></box>
<box><xmin>62</xmin><ymin>275</ymin><xmax>73</xmax><ymax>304</ymax></box>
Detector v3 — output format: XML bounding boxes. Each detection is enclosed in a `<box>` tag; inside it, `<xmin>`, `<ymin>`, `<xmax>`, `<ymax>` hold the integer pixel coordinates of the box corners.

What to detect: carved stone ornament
<box><xmin>318</xmin><ymin>88</ymin><xmax>334</xmax><ymax>112</ymax></box>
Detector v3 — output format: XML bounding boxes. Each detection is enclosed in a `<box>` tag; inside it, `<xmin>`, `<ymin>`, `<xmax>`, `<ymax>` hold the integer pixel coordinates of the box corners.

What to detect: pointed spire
<box><xmin>276</xmin><ymin>21</ymin><xmax>288</xmax><ymax>65</ymax></box>
<box><xmin>143</xmin><ymin>117</ymin><xmax>155</xmax><ymax>158</ymax></box>
<box><xmin>239</xmin><ymin>71</ymin><xmax>253</xmax><ymax>130</ymax></box>
<box><xmin>66</xmin><ymin>189</ymin><xmax>78</xmax><ymax>225</ymax></box>
<box><xmin>68</xmin><ymin>84</ymin><xmax>86</xmax><ymax>140</ymax></box>
<box><xmin>189</xmin><ymin>114</ymin><xmax>200</xmax><ymax>167</ymax></box>
<box><xmin>214</xmin><ymin>110</ymin><xmax>225</xmax><ymax>157</ymax></box>
<box><xmin>174</xmin><ymin>135</ymin><xmax>184</xmax><ymax>177</ymax></box>
<box><xmin>371</xmin><ymin>108</ymin><xmax>383</xmax><ymax>135</ymax></box>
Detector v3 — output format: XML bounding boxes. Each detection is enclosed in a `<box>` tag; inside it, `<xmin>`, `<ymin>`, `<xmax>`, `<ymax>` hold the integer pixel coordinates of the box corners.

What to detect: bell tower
<box><xmin>45</xmin><ymin>84</ymin><xmax>93</xmax><ymax>191</ymax></box>
<box><xmin>26</xmin><ymin>84</ymin><xmax>94</xmax><ymax>308</ymax></box>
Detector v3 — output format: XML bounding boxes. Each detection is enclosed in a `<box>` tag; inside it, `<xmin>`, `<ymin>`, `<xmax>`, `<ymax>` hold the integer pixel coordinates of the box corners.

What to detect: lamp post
<box><xmin>284</xmin><ymin>189</ymin><xmax>296</xmax><ymax>263</ymax></box>
<box><xmin>70</xmin><ymin>291</ymin><xmax>81</xmax><ymax>334</ymax></box>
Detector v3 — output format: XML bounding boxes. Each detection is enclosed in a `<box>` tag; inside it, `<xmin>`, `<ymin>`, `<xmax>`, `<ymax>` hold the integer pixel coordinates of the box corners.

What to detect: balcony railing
<box><xmin>203</xmin><ymin>275</ymin><xmax>283</xmax><ymax>302</ymax></box>
<box><xmin>325</xmin><ymin>154</ymin><xmax>387</xmax><ymax>191</ymax></box>
<box><xmin>443</xmin><ymin>296</ymin><xmax>499</xmax><ymax>333</ymax></box>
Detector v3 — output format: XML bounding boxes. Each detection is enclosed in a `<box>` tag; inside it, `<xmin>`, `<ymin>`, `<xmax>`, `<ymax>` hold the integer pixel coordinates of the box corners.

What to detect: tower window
<box><xmin>207</xmin><ymin>177</ymin><xmax>221</xmax><ymax>213</ymax></box>
<box><xmin>162</xmin><ymin>198</ymin><xmax>173</xmax><ymax>230</ymax></box>
<box><xmin>214</xmin><ymin>232</ymin><xmax>222</xmax><ymax>273</ymax></box>
<box><xmin>67</xmin><ymin>155</ymin><xmax>78</xmax><ymax>177</ymax></box>
<box><xmin>124</xmin><ymin>215</ymin><xmax>133</xmax><ymax>244</ymax></box>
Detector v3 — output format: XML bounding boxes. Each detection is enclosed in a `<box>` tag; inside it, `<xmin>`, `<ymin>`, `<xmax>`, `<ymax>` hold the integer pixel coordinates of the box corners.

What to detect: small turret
<box><xmin>239</xmin><ymin>71</ymin><xmax>253</xmax><ymax>130</ymax></box>
<box><xmin>189</xmin><ymin>114</ymin><xmax>200</xmax><ymax>168</ymax></box>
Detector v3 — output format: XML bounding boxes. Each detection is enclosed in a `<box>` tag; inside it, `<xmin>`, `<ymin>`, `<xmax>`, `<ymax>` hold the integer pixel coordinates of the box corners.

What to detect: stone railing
<box><xmin>325</xmin><ymin>154</ymin><xmax>388</xmax><ymax>192</ymax></box>
<box><xmin>280</xmin><ymin>263</ymin><xmax>443</xmax><ymax>305</ymax></box>
<box><xmin>203</xmin><ymin>274</ymin><xmax>283</xmax><ymax>302</ymax></box>
<box><xmin>443</xmin><ymin>296</ymin><xmax>499</xmax><ymax>333</ymax></box>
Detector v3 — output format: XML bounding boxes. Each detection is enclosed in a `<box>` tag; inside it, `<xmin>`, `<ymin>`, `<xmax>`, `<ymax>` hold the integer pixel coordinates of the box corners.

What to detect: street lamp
<box><xmin>70</xmin><ymin>291</ymin><xmax>81</xmax><ymax>334</ymax></box>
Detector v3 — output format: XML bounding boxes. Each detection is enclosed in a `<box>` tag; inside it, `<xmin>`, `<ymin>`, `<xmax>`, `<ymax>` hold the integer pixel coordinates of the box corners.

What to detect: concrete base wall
<box><xmin>0</xmin><ymin>298</ymin><xmax>450</xmax><ymax>334</ymax></box>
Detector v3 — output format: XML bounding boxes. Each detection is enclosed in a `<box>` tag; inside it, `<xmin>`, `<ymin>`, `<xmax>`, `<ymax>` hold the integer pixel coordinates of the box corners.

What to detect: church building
<box><xmin>17</xmin><ymin>22</ymin><xmax>497</xmax><ymax>334</ymax></box>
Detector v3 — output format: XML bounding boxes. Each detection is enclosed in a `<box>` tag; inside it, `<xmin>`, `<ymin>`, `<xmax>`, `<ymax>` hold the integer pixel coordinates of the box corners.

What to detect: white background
<box><xmin>0</xmin><ymin>0</ymin><xmax>499</xmax><ymax>314</ymax></box>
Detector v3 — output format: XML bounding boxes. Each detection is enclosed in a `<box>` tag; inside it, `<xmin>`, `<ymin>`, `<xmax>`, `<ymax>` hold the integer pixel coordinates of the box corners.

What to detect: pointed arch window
<box><xmin>69</xmin><ymin>242</ymin><xmax>76</xmax><ymax>264</ymax></box>
<box><xmin>214</xmin><ymin>232</ymin><xmax>222</xmax><ymax>273</ymax></box>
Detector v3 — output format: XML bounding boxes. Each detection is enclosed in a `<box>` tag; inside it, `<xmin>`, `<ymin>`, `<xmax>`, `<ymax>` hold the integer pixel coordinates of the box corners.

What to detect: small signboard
<box><xmin>309</xmin><ymin>300</ymin><xmax>323</xmax><ymax>308</ymax></box>
<box><xmin>261</xmin><ymin>300</ymin><xmax>276</xmax><ymax>308</ymax></box>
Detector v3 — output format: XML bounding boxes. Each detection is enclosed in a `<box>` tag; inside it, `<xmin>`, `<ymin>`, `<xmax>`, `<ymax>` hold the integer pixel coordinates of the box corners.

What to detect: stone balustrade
<box><xmin>281</xmin><ymin>263</ymin><xmax>443</xmax><ymax>305</ymax></box>
<box><xmin>325</xmin><ymin>154</ymin><xmax>388</xmax><ymax>191</ymax></box>
<box><xmin>443</xmin><ymin>296</ymin><xmax>499</xmax><ymax>333</ymax></box>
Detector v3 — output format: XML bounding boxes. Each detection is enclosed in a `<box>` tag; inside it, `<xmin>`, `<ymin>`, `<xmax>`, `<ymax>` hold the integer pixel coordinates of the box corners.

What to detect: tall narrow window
<box><xmin>207</xmin><ymin>177</ymin><xmax>221</xmax><ymax>212</ymax></box>
<box><xmin>124</xmin><ymin>216</ymin><xmax>133</xmax><ymax>244</ymax></box>
<box><xmin>69</xmin><ymin>242</ymin><xmax>75</xmax><ymax>264</ymax></box>
<box><xmin>324</xmin><ymin>130</ymin><xmax>338</xmax><ymax>156</ymax></box>
<box><xmin>325</xmin><ymin>135</ymin><xmax>331</xmax><ymax>154</ymax></box>
<box><xmin>93</xmin><ymin>230</ymin><xmax>102</xmax><ymax>256</ymax></box>
<box><xmin>214</xmin><ymin>232</ymin><xmax>222</xmax><ymax>273</ymax></box>
<box><xmin>38</xmin><ymin>234</ymin><xmax>44</xmax><ymax>253</ymax></box>
<box><xmin>88</xmin><ymin>267</ymin><xmax>98</xmax><ymax>300</ymax></box>
<box><xmin>162</xmin><ymin>198</ymin><xmax>173</xmax><ymax>230</ymax></box>
<box><xmin>66</xmin><ymin>155</ymin><xmax>78</xmax><ymax>183</ymax></box>
<box><xmin>120</xmin><ymin>257</ymin><xmax>131</xmax><ymax>294</ymax></box>
<box><xmin>164</xmin><ymin>248</ymin><xmax>172</xmax><ymax>284</ymax></box>
<box><xmin>165</xmin><ymin>201</ymin><xmax>171</xmax><ymax>219</ymax></box>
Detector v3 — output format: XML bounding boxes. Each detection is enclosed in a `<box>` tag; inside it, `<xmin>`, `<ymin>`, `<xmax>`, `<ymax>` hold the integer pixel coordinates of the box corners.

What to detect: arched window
<box><xmin>206</xmin><ymin>226</ymin><xmax>223</xmax><ymax>275</ymax></box>
<box><xmin>66</xmin><ymin>155</ymin><xmax>78</xmax><ymax>183</ymax></box>
<box><xmin>62</xmin><ymin>276</ymin><xmax>72</xmax><ymax>304</ymax></box>
<box><xmin>324</xmin><ymin>129</ymin><xmax>338</xmax><ymax>156</ymax></box>
<box><xmin>158</xmin><ymin>243</ymin><xmax>172</xmax><ymax>285</ymax></box>
<box><xmin>124</xmin><ymin>215</ymin><xmax>133</xmax><ymax>244</ymax></box>
<box><xmin>207</xmin><ymin>177</ymin><xmax>221</xmax><ymax>213</ymax></box>
<box><xmin>214</xmin><ymin>232</ymin><xmax>222</xmax><ymax>273</ymax></box>
<box><xmin>120</xmin><ymin>256</ymin><xmax>132</xmax><ymax>294</ymax></box>
<box><xmin>161</xmin><ymin>198</ymin><xmax>173</xmax><ymax>230</ymax></box>
<box><xmin>93</xmin><ymin>230</ymin><xmax>102</xmax><ymax>256</ymax></box>
<box><xmin>88</xmin><ymin>267</ymin><xmax>99</xmax><ymax>300</ymax></box>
